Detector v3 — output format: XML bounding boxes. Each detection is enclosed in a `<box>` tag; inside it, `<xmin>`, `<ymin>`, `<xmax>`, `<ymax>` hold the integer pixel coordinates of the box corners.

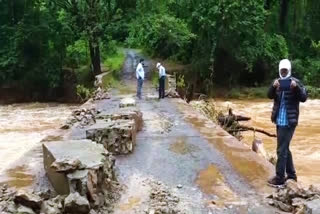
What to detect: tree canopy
<box><xmin>0</xmin><ymin>0</ymin><xmax>319</xmax><ymax>98</ymax></box>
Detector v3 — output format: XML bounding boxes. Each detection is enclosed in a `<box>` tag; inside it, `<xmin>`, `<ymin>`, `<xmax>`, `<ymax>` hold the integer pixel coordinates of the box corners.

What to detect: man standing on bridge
<box><xmin>136</xmin><ymin>59</ymin><xmax>145</xmax><ymax>99</ymax></box>
<box><xmin>157</xmin><ymin>62</ymin><xmax>166</xmax><ymax>99</ymax></box>
<box><xmin>267</xmin><ymin>59</ymin><xmax>308</xmax><ymax>187</ymax></box>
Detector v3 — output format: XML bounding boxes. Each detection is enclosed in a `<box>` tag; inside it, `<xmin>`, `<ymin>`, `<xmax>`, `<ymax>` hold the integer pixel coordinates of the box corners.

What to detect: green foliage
<box><xmin>126</xmin><ymin>14</ymin><xmax>195</xmax><ymax>61</ymax></box>
<box><xmin>0</xmin><ymin>0</ymin><xmax>67</xmax><ymax>91</ymax></box>
<box><xmin>305</xmin><ymin>86</ymin><xmax>320</xmax><ymax>99</ymax></box>
<box><xmin>66</xmin><ymin>39</ymin><xmax>89</xmax><ymax>68</ymax></box>
<box><xmin>292</xmin><ymin>58</ymin><xmax>320</xmax><ymax>87</ymax></box>
<box><xmin>101</xmin><ymin>48</ymin><xmax>125</xmax><ymax>89</ymax></box>
<box><xmin>1</xmin><ymin>0</ymin><xmax>320</xmax><ymax>99</ymax></box>
<box><xmin>76</xmin><ymin>84</ymin><xmax>92</xmax><ymax>101</ymax></box>
<box><xmin>75</xmin><ymin>65</ymin><xmax>93</xmax><ymax>88</ymax></box>
<box><xmin>177</xmin><ymin>75</ymin><xmax>186</xmax><ymax>88</ymax></box>
<box><xmin>102</xmin><ymin>47</ymin><xmax>125</xmax><ymax>72</ymax></box>
<box><xmin>102</xmin><ymin>72</ymin><xmax>119</xmax><ymax>89</ymax></box>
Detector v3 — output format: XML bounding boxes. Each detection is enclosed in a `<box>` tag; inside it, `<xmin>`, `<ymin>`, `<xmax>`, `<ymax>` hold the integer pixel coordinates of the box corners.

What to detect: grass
<box><xmin>103</xmin><ymin>48</ymin><xmax>125</xmax><ymax>72</ymax></box>
<box><xmin>102</xmin><ymin>48</ymin><xmax>126</xmax><ymax>89</ymax></box>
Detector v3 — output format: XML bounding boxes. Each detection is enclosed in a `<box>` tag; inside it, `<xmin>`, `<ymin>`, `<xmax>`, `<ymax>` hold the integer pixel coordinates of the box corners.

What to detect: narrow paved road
<box><xmin>95</xmin><ymin>50</ymin><xmax>281</xmax><ymax>213</ymax></box>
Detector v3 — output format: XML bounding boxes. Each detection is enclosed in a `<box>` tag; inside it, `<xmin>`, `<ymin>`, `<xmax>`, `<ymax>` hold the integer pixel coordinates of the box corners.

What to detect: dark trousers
<box><xmin>159</xmin><ymin>76</ymin><xmax>165</xmax><ymax>99</ymax></box>
<box><xmin>137</xmin><ymin>78</ymin><xmax>143</xmax><ymax>99</ymax></box>
<box><xmin>276</xmin><ymin>125</ymin><xmax>296</xmax><ymax>179</ymax></box>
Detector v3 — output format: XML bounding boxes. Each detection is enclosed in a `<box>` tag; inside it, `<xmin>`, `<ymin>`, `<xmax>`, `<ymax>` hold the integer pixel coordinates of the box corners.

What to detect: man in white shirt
<box><xmin>156</xmin><ymin>62</ymin><xmax>166</xmax><ymax>99</ymax></box>
<box><xmin>136</xmin><ymin>59</ymin><xmax>145</xmax><ymax>99</ymax></box>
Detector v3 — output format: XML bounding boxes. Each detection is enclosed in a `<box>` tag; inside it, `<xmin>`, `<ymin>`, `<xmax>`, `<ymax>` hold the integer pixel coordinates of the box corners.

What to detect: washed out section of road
<box><xmin>174</xmin><ymin>99</ymin><xmax>274</xmax><ymax>193</ymax></box>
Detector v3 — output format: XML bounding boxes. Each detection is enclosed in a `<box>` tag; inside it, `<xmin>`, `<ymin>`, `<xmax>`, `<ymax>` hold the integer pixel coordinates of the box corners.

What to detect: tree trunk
<box><xmin>89</xmin><ymin>40</ymin><xmax>101</xmax><ymax>77</ymax></box>
<box><xmin>280</xmin><ymin>0</ymin><xmax>290</xmax><ymax>32</ymax></box>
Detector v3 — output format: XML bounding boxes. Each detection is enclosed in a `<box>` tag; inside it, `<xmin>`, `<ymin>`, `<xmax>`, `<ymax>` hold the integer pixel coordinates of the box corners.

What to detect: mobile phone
<box><xmin>279</xmin><ymin>79</ymin><xmax>291</xmax><ymax>91</ymax></box>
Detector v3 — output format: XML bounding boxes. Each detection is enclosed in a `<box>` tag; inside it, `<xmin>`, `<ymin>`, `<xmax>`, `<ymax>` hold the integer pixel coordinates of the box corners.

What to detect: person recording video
<box><xmin>267</xmin><ymin>59</ymin><xmax>308</xmax><ymax>187</ymax></box>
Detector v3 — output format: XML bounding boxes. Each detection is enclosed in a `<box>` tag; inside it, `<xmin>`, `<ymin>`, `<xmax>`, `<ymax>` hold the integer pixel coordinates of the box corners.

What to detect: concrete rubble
<box><xmin>96</xmin><ymin>109</ymin><xmax>143</xmax><ymax>132</ymax></box>
<box><xmin>165</xmin><ymin>74</ymin><xmax>180</xmax><ymax>98</ymax></box>
<box><xmin>268</xmin><ymin>180</ymin><xmax>320</xmax><ymax>213</ymax></box>
<box><xmin>86</xmin><ymin>120</ymin><xmax>136</xmax><ymax>155</ymax></box>
<box><xmin>92</xmin><ymin>87</ymin><xmax>110</xmax><ymax>101</ymax></box>
<box><xmin>64</xmin><ymin>192</ymin><xmax>90</xmax><ymax>214</ymax></box>
<box><xmin>86</xmin><ymin>110</ymin><xmax>143</xmax><ymax>155</ymax></box>
<box><xmin>61</xmin><ymin>108</ymin><xmax>98</xmax><ymax>129</ymax></box>
<box><xmin>119</xmin><ymin>97</ymin><xmax>136</xmax><ymax>108</ymax></box>
<box><xmin>41</xmin><ymin>139</ymin><xmax>119</xmax><ymax>213</ymax></box>
<box><xmin>145</xmin><ymin>180</ymin><xmax>182</xmax><ymax>214</ymax></box>
<box><xmin>0</xmin><ymin>184</ymin><xmax>120</xmax><ymax>214</ymax></box>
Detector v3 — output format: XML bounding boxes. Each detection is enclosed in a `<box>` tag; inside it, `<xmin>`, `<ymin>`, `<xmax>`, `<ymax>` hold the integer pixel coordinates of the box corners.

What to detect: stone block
<box><xmin>96</xmin><ymin>110</ymin><xmax>143</xmax><ymax>132</ymax></box>
<box><xmin>119</xmin><ymin>98</ymin><xmax>136</xmax><ymax>108</ymax></box>
<box><xmin>64</xmin><ymin>192</ymin><xmax>90</xmax><ymax>214</ymax></box>
<box><xmin>304</xmin><ymin>199</ymin><xmax>320</xmax><ymax>214</ymax></box>
<box><xmin>86</xmin><ymin>120</ymin><xmax>136</xmax><ymax>155</ymax></box>
<box><xmin>42</xmin><ymin>140</ymin><xmax>115</xmax><ymax>198</ymax></box>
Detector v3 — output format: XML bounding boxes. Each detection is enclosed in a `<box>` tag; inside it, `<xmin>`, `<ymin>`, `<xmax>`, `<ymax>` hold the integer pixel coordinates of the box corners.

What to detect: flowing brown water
<box><xmin>0</xmin><ymin>102</ymin><xmax>78</xmax><ymax>188</ymax></box>
<box><xmin>214</xmin><ymin>99</ymin><xmax>320</xmax><ymax>187</ymax></box>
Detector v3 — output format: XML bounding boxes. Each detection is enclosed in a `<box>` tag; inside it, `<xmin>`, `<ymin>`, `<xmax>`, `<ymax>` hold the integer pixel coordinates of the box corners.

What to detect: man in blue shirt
<box><xmin>267</xmin><ymin>59</ymin><xmax>308</xmax><ymax>187</ymax></box>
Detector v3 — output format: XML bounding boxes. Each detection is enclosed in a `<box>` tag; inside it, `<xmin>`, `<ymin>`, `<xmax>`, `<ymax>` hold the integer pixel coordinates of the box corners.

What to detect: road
<box><xmin>97</xmin><ymin>49</ymin><xmax>280</xmax><ymax>213</ymax></box>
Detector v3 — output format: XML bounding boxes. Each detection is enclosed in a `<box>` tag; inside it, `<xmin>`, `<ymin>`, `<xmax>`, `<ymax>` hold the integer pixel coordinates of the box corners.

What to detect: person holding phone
<box><xmin>267</xmin><ymin>59</ymin><xmax>308</xmax><ymax>187</ymax></box>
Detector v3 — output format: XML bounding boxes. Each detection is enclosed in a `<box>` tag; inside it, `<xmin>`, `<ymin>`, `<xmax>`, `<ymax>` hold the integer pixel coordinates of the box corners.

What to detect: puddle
<box><xmin>0</xmin><ymin>166</ymin><xmax>35</xmax><ymax>189</ymax></box>
<box><xmin>196</xmin><ymin>164</ymin><xmax>237</xmax><ymax>205</ymax></box>
<box><xmin>169</xmin><ymin>137</ymin><xmax>199</xmax><ymax>155</ymax></box>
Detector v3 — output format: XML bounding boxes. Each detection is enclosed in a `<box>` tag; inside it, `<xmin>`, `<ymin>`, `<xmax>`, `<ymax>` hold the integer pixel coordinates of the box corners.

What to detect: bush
<box><xmin>305</xmin><ymin>85</ymin><xmax>320</xmax><ymax>99</ymax></box>
<box><xmin>126</xmin><ymin>14</ymin><xmax>195</xmax><ymax>61</ymax></box>
<box><xmin>76</xmin><ymin>84</ymin><xmax>92</xmax><ymax>101</ymax></box>
<box><xmin>292</xmin><ymin>58</ymin><xmax>320</xmax><ymax>87</ymax></box>
<box><xmin>65</xmin><ymin>39</ymin><xmax>89</xmax><ymax>68</ymax></box>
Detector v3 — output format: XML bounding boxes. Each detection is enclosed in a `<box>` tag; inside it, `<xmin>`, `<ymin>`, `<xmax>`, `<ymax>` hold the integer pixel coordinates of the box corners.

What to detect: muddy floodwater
<box><xmin>215</xmin><ymin>99</ymin><xmax>320</xmax><ymax>187</ymax></box>
<box><xmin>0</xmin><ymin>103</ymin><xmax>78</xmax><ymax>188</ymax></box>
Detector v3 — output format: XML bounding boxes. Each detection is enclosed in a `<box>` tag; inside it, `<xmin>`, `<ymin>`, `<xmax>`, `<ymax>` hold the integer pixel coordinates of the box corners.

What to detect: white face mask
<box><xmin>279</xmin><ymin>59</ymin><xmax>292</xmax><ymax>79</ymax></box>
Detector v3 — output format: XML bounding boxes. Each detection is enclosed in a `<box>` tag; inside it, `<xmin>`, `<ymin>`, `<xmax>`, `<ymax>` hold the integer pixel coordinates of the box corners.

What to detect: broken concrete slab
<box><xmin>17</xmin><ymin>205</ymin><xmax>36</xmax><ymax>214</ymax></box>
<box><xmin>86</xmin><ymin>120</ymin><xmax>136</xmax><ymax>155</ymax></box>
<box><xmin>50</xmin><ymin>158</ymin><xmax>82</xmax><ymax>173</ymax></box>
<box><xmin>304</xmin><ymin>199</ymin><xmax>320</xmax><ymax>214</ymax></box>
<box><xmin>64</xmin><ymin>192</ymin><xmax>90</xmax><ymax>214</ymax></box>
<box><xmin>96</xmin><ymin>109</ymin><xmax>143</xmax><ymax>132</ymax></box>
<box><xmin>14</xmin><ymin>190</ymin><xmax>42</xmax><ymax>211</ymax></box>
<box><xmin>62</xmin><ymin>108</ymin><xmax>98</xmax><ymax>129</ymax></box>
<box><xmin>119</xmin><ymin>98</ymin><xmax>136</xmax><ymax>108</ymax></box>
<box><xmin>42</xmin><ymin>140</ymin><xmax>115</xmax><ymax>197</ymax></box>
<box><xmin>40</xmin><ymin>195</ymin><xmax>64</xmax><ymax>214</ymax></box>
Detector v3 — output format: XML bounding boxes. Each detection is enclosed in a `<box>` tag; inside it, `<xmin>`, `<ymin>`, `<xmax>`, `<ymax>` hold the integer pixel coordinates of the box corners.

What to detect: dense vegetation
<box><xmin>0</xmin><ymin>0</ymin><xmax>319</xmax><ymax>100</ymax></box>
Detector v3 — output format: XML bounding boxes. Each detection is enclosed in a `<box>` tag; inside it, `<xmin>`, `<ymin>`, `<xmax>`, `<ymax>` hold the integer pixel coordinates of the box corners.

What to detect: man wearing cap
<box><xmin>156</xmin><ymin>62</ymin><xmax>166</xmax><ymax>99</ymax></box>
<box><xmin>267</xmin><ymin>59</ymin><xmax>308</xmax><ymax>187</ymax></box>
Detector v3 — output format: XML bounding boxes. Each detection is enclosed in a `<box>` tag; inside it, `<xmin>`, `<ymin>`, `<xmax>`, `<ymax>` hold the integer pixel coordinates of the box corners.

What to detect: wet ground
<box><xmin>0</xmin><ymin>49</ymin><xmax>284</xmax><ymax>213</ymax></box>
<box><xmin>214</xmin><ymin>99</ymin><xmax>320</xmax><ymax>187</ymax></box>
<box><xmin>94</xmin><ymin>50</ymin><xmax>280</xmax><ymax>213</ymax></box>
